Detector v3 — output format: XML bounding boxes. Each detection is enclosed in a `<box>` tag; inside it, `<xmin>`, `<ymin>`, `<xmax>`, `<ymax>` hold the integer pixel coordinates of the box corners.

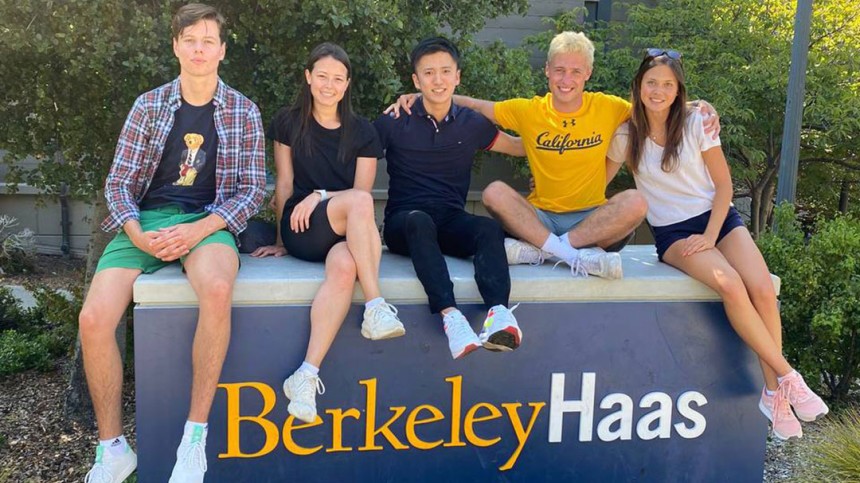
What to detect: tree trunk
<box><xmin>750</xmin><ymin>185</ymin><xmax>763</xmax><ymax>237</ymax></box>
<box><xmin>64</xmin><ymin>192</ymin><xmax>127</xmax><ymax>427</ymax></box>
<box><xmin>838</xmin><ymin>178</ymin><xmax>850</xmax><ymax>213</ymax></box>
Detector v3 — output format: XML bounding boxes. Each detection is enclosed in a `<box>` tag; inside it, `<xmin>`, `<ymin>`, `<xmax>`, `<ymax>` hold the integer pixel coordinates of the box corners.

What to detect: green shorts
<box><xmin>96</xmin><ymin>206</ymin><xmax>239</xmax><ymax>274</ymax></box>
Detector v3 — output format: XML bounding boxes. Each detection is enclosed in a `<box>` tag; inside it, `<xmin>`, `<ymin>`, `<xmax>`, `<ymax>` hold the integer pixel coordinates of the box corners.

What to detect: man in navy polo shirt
<box><xmin>374</xmin><ymin>37</ymin><xmax>526</xmax><ymax>360</ymax></box>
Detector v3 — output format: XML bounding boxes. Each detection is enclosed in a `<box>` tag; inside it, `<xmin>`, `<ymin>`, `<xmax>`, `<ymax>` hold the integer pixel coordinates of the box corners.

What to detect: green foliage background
<box><xmin>758</xmin><ymin>204</ymin><xmax>860</xmax><ymax>402</ymax></box>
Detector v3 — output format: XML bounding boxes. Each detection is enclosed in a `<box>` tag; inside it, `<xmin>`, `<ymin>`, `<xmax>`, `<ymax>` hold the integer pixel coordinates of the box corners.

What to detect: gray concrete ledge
<box><xmin>133</xmin><ymin>245</ymin><xmax>780</xmax><ymax>306</ymax></box>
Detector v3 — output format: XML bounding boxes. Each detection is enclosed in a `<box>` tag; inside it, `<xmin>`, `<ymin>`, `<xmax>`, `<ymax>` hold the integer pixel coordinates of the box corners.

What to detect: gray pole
<box><xmin>776</xmin><ymin>0</ymin><xmax>813</xmax><ymax>204</ymax></box>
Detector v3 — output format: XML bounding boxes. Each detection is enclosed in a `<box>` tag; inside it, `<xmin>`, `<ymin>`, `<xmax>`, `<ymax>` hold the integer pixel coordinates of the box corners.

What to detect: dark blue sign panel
<box><xmin>134</xmin><ymin>302</ymin><xmax>767</xmax><ymax>482</ymax></box>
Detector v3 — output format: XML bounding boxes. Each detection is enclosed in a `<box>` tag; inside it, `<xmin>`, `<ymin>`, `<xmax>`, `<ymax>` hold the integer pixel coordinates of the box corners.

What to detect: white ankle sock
<box><xmin>541</xmin><ymin>234</ymin><xmax>577</xmax><ymax>261</ymax></box>
<box><xmin>765</xmin><ymin>388</ymin><xmax>776</xmax><ymax>397</ymax></box>
<box><xmin>365</xmin><ymin>297</ymin><xmax>384</xmax><ymax>310</ymax></box>
<box><xmin>99</xmin><ymin>435</ymin><xmax>128</xmax><ymax>457</ymax></box>
<box><xmin>299</xmin><ymin>361</ymin><xmax>320</xmax><ymax>376</ymax></box>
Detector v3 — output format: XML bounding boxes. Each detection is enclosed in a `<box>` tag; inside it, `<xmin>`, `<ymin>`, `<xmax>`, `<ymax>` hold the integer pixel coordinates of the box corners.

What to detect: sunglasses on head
<box><xmin>645</xmin><ymin>48</ymin><xmax>682</xmax><ymax>61</ymax></box>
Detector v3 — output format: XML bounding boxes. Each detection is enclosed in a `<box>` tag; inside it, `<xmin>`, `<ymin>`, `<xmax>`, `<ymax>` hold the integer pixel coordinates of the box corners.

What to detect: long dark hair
<box><xmin>627</xmin><ymin>53</ymin><xmax>687</xmax><ymax>174</ymax></box>
<box><xmin>288</xmin><ymin>42</ymin><xmax>357</xmax><ymax>164</ymax></box>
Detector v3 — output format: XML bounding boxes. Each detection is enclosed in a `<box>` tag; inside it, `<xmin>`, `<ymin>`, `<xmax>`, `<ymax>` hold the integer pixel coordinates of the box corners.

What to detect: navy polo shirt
<box><xmin>374</xmin><ymin>100</ymin><xmax>499</xmax><ymax>217</ymax></box>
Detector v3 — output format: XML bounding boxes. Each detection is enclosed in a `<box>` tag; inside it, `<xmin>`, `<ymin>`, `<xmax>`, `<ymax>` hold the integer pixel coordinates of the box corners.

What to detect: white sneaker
<box><xmin>168</xmin><ymin>425</ymin><xmax>208</xmax><ymax>483</ymax></box>
<box><xmin>283</xmin><ymin>368</ymin><xmax>326</xmax><ymax>423</ymax></box>
<box><xmin>504</xmin><ymin>238</ymin><xmax>552</xmax><ymax>265</ymax></box>
<box><xmin>478</xmin><ymin>304</ymin><xmax>522</xmax><ymax>352</ymax></box>
<box><xmin>361</xmin><ymin>302</ymin><xmax>406</xmax><ymax>340</ymax></box>
<box><xmin>575</xmin><ymin>247</ymin><xmax>623</xmax><ymax>279</ymax></box>
<box><xmin>84</xmin><ymin>445</ymin><xmax>137</xmax><ymax>483</ymax></box>
<box><xmin>443</xmin><ymin>311</ymin><xmax>481</xmax><ymax>359</ymax></box>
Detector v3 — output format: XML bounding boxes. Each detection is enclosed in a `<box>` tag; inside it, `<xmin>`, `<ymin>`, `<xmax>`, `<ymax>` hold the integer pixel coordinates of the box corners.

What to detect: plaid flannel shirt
<box><xmin>101</xmin><ymin>77</ymin><xmax>266</xmax><ymax>236</ymax></box>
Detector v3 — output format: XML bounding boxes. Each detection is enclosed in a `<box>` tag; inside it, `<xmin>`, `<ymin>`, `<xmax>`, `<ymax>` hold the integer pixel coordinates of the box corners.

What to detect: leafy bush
<box><xmin>0</xmin><ymin>330</ymin><xmax>53</xmax><ymax>376</ymax></box>
<box><xmin>0</xmin><ymin>215</ymin><xmax>35</xmax><ymax>275</ymax></box>
<box><xmin>798</xmin><ymin>407</ymin><xmax>860</xmax><ymax>481</ymax></box>
<box><xmin>0</xmin><ymin>284</ymin><xmax>81</xmax><ymax>376</ymax></box>
<box><xmin>758</xmin><ymin>203</ymin><xmax>860</xmax><ymax>402</ymax></box>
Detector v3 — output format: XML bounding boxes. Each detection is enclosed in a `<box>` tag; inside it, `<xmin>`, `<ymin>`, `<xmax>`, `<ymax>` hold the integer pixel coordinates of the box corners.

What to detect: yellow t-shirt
<box><xmin>495</xmin><ymin>92</ymin><xmax>631</xmax><ymax>212</ymax></box>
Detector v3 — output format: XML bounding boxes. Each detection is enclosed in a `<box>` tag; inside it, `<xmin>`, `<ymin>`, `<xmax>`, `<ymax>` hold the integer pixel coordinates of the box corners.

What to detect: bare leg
<box><xmin>481</xmin><ymin>181</ymin><xmax>551</xmax><ymax>246</ymax></box>
<box><xmin>326</xmin><ymin>190</ymin><xmax>382</xmax><ymax>301</ymax></box>
<box><xmin>183</xmin><ymin>243</ymin><xmax>238</xmax><ymax>423</ymax></box>
<box><xmin>662</xmin><ymin>243</ymin><xmax>792</xmax><ymax>376</ymax></box>
<box><xmin>717</xmin><ymin>227</ymin><xmax>783</xmax><ymax>391</ymax></box>
<box><xmin>566</xmin><ymin>190</ymin><xmax>647</xmax><ymax>249</ymax></box>
<box><xmin>79</xmin><ymin>268</ymin><xmax>141</xmax><ymax>439</ymax></box>
<box><xmin>303</xmin><ymin>242</ymin><xmax>357</xmax><ymax>367</ymax></box>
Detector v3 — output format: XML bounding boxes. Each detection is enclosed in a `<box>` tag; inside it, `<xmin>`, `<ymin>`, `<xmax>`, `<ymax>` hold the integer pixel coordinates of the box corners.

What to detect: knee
<box><xmin>78</xmin><ymin>304</ymin><xmax>113</xmax><ymax>340</ymax></box>
<box><xmin>617</xmin><ymin>189</ymin><xmax>648</xmax><ymax>221</ymax></box>
<box><xmin>346</xmin><ymin>190</ymin><xmax>375</xmax><ymax>219</ymax></box>
<box><xmin>475</xmin><ymin>217</ymin><xmax>505</xmax><ymax>241</ymax></box>
<box><xmin>328</xmin><ymin>254</ymin><xmax>357</xmax><ymax>286</ymax></box>
<box><xmin>197</xmin><ymin>277</ymin><xmax>234</xmax><ymax>305</ymax></box>
<box><xmin>404</xmin><ymin>211</ymin><xmax>436</xmax><ymax>237</ymax></box>
<box><xmin>482</xmin><ymin>181</ymin><xmax>513</xmax><ymax>210</ymax></box>
<box><xmin>748</xmin><ymin>279</ymin><xmax>777</xmax><ymax>308</ymax></box>
<box><xmin>714</xmin><ymin>271</ymin><xmax>747</xmax><ymax>303</ymax></box>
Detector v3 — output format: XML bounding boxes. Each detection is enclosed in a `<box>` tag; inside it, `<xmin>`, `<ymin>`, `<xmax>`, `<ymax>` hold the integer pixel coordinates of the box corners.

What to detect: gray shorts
<box><xmin>534</xmin><ymin>206</ymin><xmax>633</xmax><ymax>253</ymax></box>
<box><xmin>534</xmin><ymin>206</ymin><xmax>598</xmax><ymax>236</ymax></box>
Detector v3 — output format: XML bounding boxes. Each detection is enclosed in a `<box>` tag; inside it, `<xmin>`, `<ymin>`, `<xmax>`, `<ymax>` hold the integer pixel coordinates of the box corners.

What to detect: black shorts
<box><xmin>280</xmin><ymin>199</ymin><xmax>345</xmax><ymax>262</ymax></box>
<box><xmin>652</xmin><ymin>207</ymin><xmax>745</xmax><ymax>261</ymax></box>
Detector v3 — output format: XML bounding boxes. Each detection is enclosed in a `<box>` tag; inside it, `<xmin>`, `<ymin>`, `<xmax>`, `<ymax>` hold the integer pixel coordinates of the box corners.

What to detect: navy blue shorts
<box><xmin>652</xmin><ymin>207</ymin><xmax>745</xmax><ymax>261</ymax></box>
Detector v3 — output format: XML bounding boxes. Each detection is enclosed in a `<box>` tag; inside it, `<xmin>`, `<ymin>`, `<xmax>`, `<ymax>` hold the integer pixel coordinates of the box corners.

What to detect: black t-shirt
<box><xmin>140</xmin><ymin>100</ymin><xmax>218</xmax><ymax>212</ymax></box>
<box><xmin>267</xmin><ymin>107</ymin><xmax>383</xmax><ymax>211</ymax></box>
<box><xmin>373</xmin><ymin>101</ymin><xmax>499</xmax><ymax>217</ymax></box>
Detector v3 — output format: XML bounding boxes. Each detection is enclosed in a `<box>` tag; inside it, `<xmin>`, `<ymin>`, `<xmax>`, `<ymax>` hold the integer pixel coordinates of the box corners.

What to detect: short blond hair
<box><xmin>547</xmin><ymin>32</ymin><xmax>594</xmax><ymax>69</ymax></box>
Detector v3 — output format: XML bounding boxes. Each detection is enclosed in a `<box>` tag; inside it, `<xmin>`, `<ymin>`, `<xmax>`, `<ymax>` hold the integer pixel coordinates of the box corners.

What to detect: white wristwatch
<box><xmin>314</xmin><ymin>189</ymin><xmax>328</xmax><ymax>201</ymax></box>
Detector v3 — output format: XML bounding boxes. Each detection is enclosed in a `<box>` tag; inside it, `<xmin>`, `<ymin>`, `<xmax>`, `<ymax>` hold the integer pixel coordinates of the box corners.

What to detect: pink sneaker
<box><xmin>781</xmin><ymin>371</ymin><xmax>829</xmax><ymax>422</ymax></box>
<box><xmin>768</xmin><ymin>384</ymin><xmax>802</xmax><ymax>440</ymax></box>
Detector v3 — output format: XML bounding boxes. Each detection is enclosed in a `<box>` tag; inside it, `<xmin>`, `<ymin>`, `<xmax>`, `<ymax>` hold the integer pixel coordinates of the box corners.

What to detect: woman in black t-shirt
<box><xmin>251</xmin><ymin>43</ymin><xmax>406</xmax><ymax>424</ymax></box>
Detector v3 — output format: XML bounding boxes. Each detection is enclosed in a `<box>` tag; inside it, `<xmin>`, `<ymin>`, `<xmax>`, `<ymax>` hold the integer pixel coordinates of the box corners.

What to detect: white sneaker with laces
<box><xmin>283</xmin><ymin>368</ymin><xmax>326</xmax><ymax>423</ymax></box>
<box><xmin>361</xmin><ymin>302</ymin><xmax>406</xmax><ymax>340</ymax></box>
<box><xmin>478</xmin><ymin>304</ymin><xmax>522</xmax><ymax>351</ymax></box>
<box><xmin>576</xmin><ymin>247</ymin><xmax>623</xmax><ymax>279</ymax></box>
<box><xmin>504</xmin><ymin>238</ymin><xmax>552</xmax><ymax>265</ymax></box>
<box><xmin>168</xmin><ymin>425</ymin><xmax>208</xmax><ymax>483</ymax></box>
<box><xmin>84</xmin><ymin>445</ymin><xmax>137</xmax><ymax>483</ymax></box>
<box><xmin>443</xmin><ymin>311</ymin><xmax>482</xmax><ymax>359</ymax></box>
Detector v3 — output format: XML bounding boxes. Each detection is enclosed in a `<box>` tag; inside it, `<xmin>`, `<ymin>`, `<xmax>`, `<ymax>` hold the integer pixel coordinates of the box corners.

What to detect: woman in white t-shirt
<box><xmin>607</xmin><ymin>49</ymin><xmax>827</xmax><ymax>440</ymax></box>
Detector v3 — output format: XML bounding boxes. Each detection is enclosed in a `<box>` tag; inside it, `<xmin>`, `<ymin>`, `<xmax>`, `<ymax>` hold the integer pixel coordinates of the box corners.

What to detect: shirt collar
<box><xmin>413</xmin><ymin>97</ymin><xmax>461</xmax><ymax>123</ymax></box>
<box><xmin>167</xmin><ymin>76</ymin><xmax>226</xmax><ymax>108</ymax></box>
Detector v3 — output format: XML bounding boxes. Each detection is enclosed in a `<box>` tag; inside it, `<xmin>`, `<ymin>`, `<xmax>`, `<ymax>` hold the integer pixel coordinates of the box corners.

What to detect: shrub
<box><xmin>0</xmin><ymin>215</ymin><xmax>35</xmax><ymax>275</ymax></box>
<box><xmin>0</xmin><ymin>284</ymin><xmax>81</xmax><ymax>376</ymax></box>
<box><xmin>758</xmin><ymin>203</ymin><xmax>860</xmax><ymax>402</ymax></box>
<box><xmin>0</xmin><ymin>330</ymin><xmax>53</xmax><ymax>375</ymax></box>
<box><xmin>798</xmin><ymin>407</ymin><xmax>860</xmax><ymax>481</ymax></box>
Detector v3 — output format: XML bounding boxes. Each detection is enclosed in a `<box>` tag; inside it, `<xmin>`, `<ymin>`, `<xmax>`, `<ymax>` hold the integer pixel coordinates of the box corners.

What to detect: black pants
<box><xmin>384</xmin><ymin>206</ymin><xmax>510</xmax><ymax>314</ymax></box>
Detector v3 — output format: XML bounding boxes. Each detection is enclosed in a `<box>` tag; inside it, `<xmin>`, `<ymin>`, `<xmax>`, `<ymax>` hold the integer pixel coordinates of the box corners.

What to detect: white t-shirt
<box><xmin>607</xmin><ymin>111</ymin><xmax>722</xmax><ymax>227</ymax></box>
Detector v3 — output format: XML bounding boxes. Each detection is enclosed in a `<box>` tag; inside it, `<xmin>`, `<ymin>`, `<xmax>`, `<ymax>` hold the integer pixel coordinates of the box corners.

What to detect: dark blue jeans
<box><xmin>384</xmin><ymin>206</ymin><xmax>510</xmax><ymax>314</ymax></box>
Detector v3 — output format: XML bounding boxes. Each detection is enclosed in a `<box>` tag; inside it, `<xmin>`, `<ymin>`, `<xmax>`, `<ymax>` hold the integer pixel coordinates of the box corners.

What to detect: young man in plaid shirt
<box><xmin>79</xmin><ymin>4</ymin><xmax>265</xmax><ymax>482</ymax></box>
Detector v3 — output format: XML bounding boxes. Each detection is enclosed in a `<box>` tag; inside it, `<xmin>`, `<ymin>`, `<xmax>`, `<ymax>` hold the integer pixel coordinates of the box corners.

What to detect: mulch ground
<box><xmin>0</xmin><ymin>363</ymin><xmax>136</xmax><ymax>483</ymax></box>
<box><xmin>2</xmin><ymin>253</ymin><xmax>87</xmax><ymax>292</ymax></box>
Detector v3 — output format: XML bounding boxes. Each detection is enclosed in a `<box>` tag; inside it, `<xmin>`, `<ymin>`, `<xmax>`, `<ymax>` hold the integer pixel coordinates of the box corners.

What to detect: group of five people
<box><xmin>79</xmin><ymin>4</ymin><xmax>828</xmax><ymax>483</ymax></box>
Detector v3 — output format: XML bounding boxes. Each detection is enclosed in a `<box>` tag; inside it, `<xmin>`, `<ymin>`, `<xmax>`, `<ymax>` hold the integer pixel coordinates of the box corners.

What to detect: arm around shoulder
<box><xmin>453</xmin><ymin>94</ymin><xmax>498</xmax><ymax>124</ymax></box>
